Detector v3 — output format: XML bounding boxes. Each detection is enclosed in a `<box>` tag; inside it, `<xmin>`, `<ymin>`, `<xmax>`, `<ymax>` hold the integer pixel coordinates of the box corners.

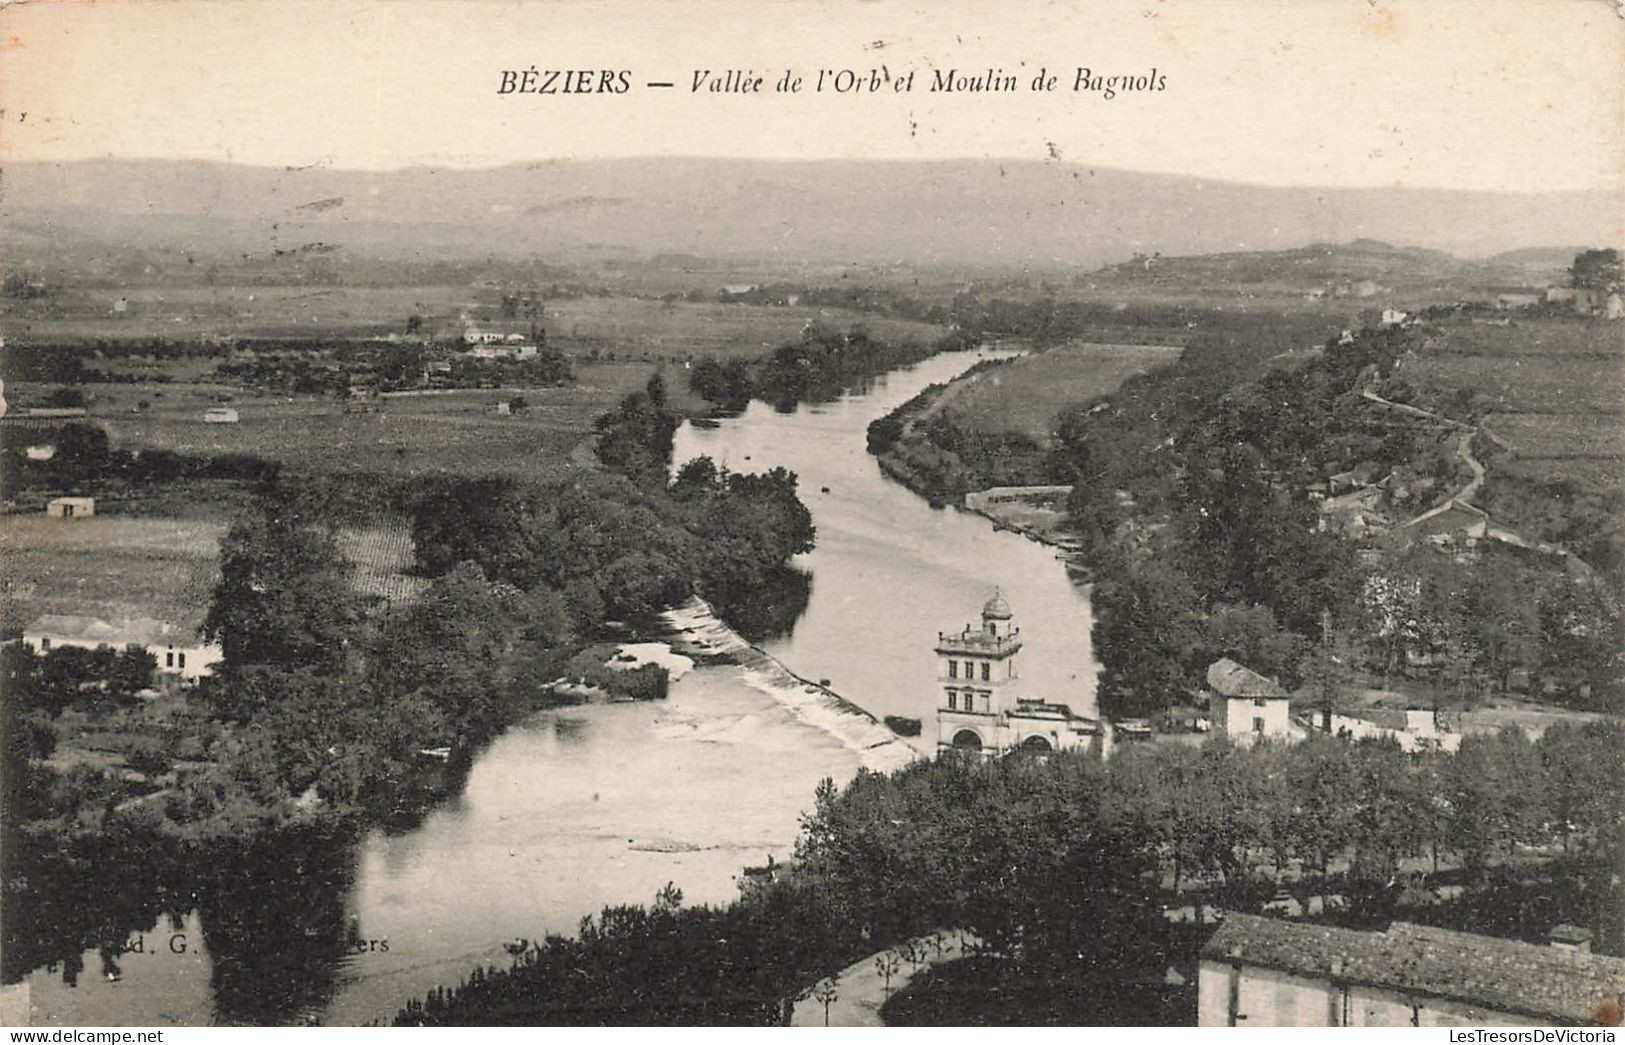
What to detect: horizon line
<box><xmin>6</xmin><ymin>153</ymin><xmax>1624</xmax><ymax>199</ymax></box>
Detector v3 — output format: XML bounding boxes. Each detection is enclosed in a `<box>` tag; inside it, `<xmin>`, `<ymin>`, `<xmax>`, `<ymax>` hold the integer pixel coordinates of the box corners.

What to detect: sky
<box><xmin>1</xmin><ymin>0</ymin><xmax>1622</xmax><ymax>192</ymax></box>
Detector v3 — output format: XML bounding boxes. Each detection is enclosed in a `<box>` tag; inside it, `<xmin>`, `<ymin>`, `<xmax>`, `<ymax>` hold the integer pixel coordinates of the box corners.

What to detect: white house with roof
<box><xmin>22</xmin><ymin>614</ymin><xmax>223</xmax><ymax>682</ymax></box>
<box><xmin>1205</xmin><ymin>658</ymin><xmax>1294</xmax><ymax>741</ymax></box>
<box><xmin>935</xmin><ymin>593</ymin><xmax>1104</xmax><ymax>757</ymax></box>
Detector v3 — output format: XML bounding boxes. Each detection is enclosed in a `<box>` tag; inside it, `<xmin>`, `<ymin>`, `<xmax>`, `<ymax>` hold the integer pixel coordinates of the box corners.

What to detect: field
<box><xmin>1399</xmin><ymin>352</ymin><xmax>1621</xmax><ymax>415</ymax></box>
<box><xmin>0</xmin><ymin>513</ymin><xmax>432</xmax><ymax>637</ymax></box>
<box><xmin>0</xmin><ymin>516</ymin><xmax>224</xmax><ymax>634</ymax></box>
<box><xmin>336</xmin><ymin>521</ymin><xmax>430</xmax><ymax>605</ymax></box>
<box><xmin>943</xmin><ymin>341</ymin><xmax>1183</xmax><ymax>443</ymax></box>
<box><xmin>542</xmin><ymin>297</ymin><xmax>946</xmax><ymax>360</ymax></box>
<box><xmin>1400</xmin><ymin>315</ymin><xmax>1623</xmax><ymax>488</ymax></box>
<box><xmin>5</xmin><ymin>285</ymin><xmax>946</xmax><ymax>356</ymax></box>
<box><xmin>81</xmin><ymin>382</ymin><xmax>614</xmax><ymax>481</ymax></box>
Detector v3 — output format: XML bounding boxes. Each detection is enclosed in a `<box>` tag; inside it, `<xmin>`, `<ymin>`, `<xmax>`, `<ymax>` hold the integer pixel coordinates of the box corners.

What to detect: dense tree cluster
<box><xmin>594</xmin><ymin>374</ymin><xmax>680</xmax><ymax>484</ymax></box>
<box><xmin>1049</xmin><ymin>317</ymin><xmax>1622</xmax><ymax>716</ymax></box>
<box><xmin>4</xmin><ymin>643</ymin><xmax>157</xmax><ymax>717</ymax></box>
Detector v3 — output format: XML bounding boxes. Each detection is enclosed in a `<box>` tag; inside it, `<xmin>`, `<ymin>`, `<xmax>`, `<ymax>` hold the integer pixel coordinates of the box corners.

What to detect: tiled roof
<box><xmin>25</xmin><ymin>614</ymin><xmax>199</xmax><ymax>648</ymax></box>
<box><xmin>1206</xmin><ymin>658</ymin><xmax>1288</xmax><ymax>699</ymax></box>
<box><xmin>1202</xmin><ymin>912</ymin><xmax>1625</xmax><ymax>1025</ymax></box>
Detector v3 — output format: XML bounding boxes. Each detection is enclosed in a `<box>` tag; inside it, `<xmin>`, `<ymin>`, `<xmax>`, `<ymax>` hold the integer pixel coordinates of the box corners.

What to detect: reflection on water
<box><xmin>24</xmin><ymin>346</ymin><xmax>1097</xmax><ymax>1026</ymax></box>
<box><xmin>707</xmin><ymin>565</ymin><xmax>813</xmax><ymax>643</ymax></box>
<box><xmin>551</xmin><ymin>716</ymin><xmax>588</xmax><ymax>743</ymax></box>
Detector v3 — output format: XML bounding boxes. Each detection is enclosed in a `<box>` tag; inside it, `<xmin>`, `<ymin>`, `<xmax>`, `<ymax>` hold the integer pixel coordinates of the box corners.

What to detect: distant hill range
<box><xmin>1087</xmin><ymin>238</ymin><xmax>1603</xmax><ymax>294</ymax></box>
<box><xmin>2</xmin><ymin>158</ymin><xmax>1620</xmax><ymax>273</ymax></box>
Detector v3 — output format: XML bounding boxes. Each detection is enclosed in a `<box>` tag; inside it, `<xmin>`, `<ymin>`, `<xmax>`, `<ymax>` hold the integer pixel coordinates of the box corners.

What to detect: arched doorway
<box><xmin>951</xmin><ymin>729</ymin><xmax>984</xmax><ymax>751</ymax></box>
<box><xmin>1019</xmin><ymin>734</ymin><xmax>1053</xmax><ymax>754</ymax></box>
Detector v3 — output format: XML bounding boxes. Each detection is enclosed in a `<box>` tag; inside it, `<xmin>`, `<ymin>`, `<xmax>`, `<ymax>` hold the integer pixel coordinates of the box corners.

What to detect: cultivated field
<box><xmin>1402</xmin><ymin>315</ymin><xmax>1624</xmax><ymax>489</ymax></box>
<box><xmin>5</xmin><ymin>285</ymin><xmax>946</xmax><ymax>356</ymax></box>
<box><xmin>336</xmin><ymin>521</ymin><xmax>430</xmax><ymax>605</ymax></box>
<box><xmin>0</xmin><ymin>516</ymin><xmax>224</xmax><ymax>634</ymax></box>
<box><xmin>82</xmin><ymin>383</ymin><xmax>611</xmax><ymax>481</ymax></box>
<box><xmin>543</xmin><ymin>297</ymin><xmax>946</xmax><ymax>360</ymax></box>
<box><xmin>0</xmin><ymin>513</ymin><xmax>433</xmax><ymax>636</ymax></box>
<box><xmin>942</xmin><ymin>341</ymin><xmax>1183</xmax><ymax>443</ymax></box>
<box><xmin>1400</xmin><ymin>352</ymin><xmax>1621</xmax><ymax>415</ymax></box>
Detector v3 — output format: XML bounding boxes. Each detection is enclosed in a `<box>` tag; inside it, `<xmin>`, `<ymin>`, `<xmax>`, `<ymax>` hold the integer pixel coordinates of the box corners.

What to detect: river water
<box><xmin>23</xmin><ymin>347</ymin><xmax>1098</xmax><ymax>1026</ymax></box>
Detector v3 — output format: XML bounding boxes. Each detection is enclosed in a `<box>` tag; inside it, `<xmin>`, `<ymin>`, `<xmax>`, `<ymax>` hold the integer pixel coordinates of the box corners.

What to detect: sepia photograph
<box><xmin>0</xmin><ymin>0</ymin><xmax>1622</xmax><ymax>1030</ymax></box>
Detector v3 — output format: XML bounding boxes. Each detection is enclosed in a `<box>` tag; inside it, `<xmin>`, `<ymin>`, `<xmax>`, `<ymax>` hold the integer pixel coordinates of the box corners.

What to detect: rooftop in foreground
<box><xmin>1202</xmin><ymin>912</ymin><xmax>1625</xmax><ymax>1025</ymax></box>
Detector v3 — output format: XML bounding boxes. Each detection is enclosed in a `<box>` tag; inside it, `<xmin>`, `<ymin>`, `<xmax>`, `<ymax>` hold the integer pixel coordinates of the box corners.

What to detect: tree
<box><xmin>811</xmin><ymin>976</ymin><xmax>839</xmax><ymax>1026</ymax></box>
<box><xmin>1570</xmin><ymin>248</ymin><xmax>1621</xmax><ymax>291</ymax></box>
<box><xmin>1092</xmin><ymin>556</ymin><xmax>1206</xmax><ymax>719</ymax></box>
<box><xmin>203</xmin><ymin>497</ymin><xmax>364</xmax><ymax>677</ymax></box>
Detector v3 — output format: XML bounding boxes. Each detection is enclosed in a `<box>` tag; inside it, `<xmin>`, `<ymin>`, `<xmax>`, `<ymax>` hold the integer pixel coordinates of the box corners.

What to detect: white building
<box><xmin>203</xmin><ymin>406</ymin><xmax>240</xmax><ymax>424</ymax></box>
<box><xmin>1205</xmin><ymin>658</ymin><xmax>1293</xmax><ymax>741</ymax></box>
<box><xmin>23</xmin><ymin>614</ymin><xmax>223</xmax><ymax>682</ymax></box>
<box><xmin>935</xmin><ymin>593</ymin><xmax>1103</xmax><ymax>756</ymax></box>
<box><xmin>45</xmin><ymin>496</ymin><xmax>95</xmax><ymax>519</ymax></box>
<box><xmin>1199</xmin><ymin>912</ymin><xmax>1625</xmax><ymax>1027</ymax></box>
<box><xmin>470</xmin><ymin>343</ymin><xmax>539</xmax><ymax>361</ymax></box>
<box><xmin>1325</xmin><ymin>707</ymin><xmax>1460</xmax><ymax>752</ymax></box>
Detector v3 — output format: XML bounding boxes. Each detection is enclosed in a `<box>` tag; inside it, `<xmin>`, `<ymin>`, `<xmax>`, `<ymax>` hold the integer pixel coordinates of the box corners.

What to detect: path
<box><xmin>789</xmin><ymin>932</ymin><xmax>976</xmax><ymax>1027</ymax></box>
<box><xmin>1366</xmin><ymin>387</ymin><xmax>1607</xmax><ymax>602</ymax></box>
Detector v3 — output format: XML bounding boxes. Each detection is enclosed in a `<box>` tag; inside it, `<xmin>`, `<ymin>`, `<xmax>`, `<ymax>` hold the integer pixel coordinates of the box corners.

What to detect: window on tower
<box><xmin>947</xmin><ymin>691</ymin><xmax>957</xmax><ymax>711</ymax></box>
<box><xmin>948</xmin><ymin>661</ymin><xmax>958</xmax><ymax>679</ymax></box>
<box><xmin>980</xmin><ymin>662</ymin><xmax>990</xmax><ymax>682</ymax></box>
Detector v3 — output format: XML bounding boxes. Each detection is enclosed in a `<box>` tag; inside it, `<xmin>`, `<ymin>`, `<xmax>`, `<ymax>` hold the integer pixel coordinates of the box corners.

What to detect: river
<box><xmin>22</xmin><ymin>346</ymin><xmax>1098</xmax><ymax>1026</ymax></box>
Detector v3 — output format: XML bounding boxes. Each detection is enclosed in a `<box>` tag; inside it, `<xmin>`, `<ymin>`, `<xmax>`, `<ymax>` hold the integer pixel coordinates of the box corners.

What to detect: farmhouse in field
<box><xmin>24</xmin><ymin>444</ymin><xmax>56</xmax><ymax>461</ymax></box>
<box><xmin>1199</xmin><ymin>912</ymin><xmax>1625</xmax><ymax>1027</ymax></box>
<box><xmin>45</xmin><ymin>496</ymin><xmax>95</xmax><ymax>519</ymax></box>
<box><xmin>22</xmin><ymin>613</ymin><xmax>223</xmax><ymax>682</ymax></box>
<box><xmin>203</xmin><ymin>406</ymin><xmax>240</xmax><ymax>424</ymax></box>
<box><xmin>936</xmin><ymin>593</ymin><xmax>1104</xmax><ymax>757</ymax></box>
<box><xmin>1204</xmin><ymin>658</ymin><xmax>1293</xmax><ymax>741</ymax></box>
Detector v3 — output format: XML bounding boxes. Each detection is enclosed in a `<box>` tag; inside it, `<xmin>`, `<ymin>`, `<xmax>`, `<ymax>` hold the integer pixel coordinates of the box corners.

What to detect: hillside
<box><xmin>3</xmin><ymin>158</ymin><xmax>1621</xmax><ymax>274</ymax></box>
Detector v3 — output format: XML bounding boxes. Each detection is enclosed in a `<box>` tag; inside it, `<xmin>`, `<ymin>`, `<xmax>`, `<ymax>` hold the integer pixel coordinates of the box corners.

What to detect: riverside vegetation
<box><xmin>2</xmin><ymin>370</ymin><xmax>815</xmax><ymax>986</ymax></box>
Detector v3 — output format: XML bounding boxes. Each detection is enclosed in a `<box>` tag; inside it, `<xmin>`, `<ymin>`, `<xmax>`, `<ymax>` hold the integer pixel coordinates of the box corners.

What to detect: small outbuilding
<box><xmin>45</xmin><ymin>496</ymin><xmax>95</xmax><ymax>519</ymax></box>
<box><xmin>203</xmin><ymin>406</ymin><xmax>240</xmax><ymax>424</ymax></box>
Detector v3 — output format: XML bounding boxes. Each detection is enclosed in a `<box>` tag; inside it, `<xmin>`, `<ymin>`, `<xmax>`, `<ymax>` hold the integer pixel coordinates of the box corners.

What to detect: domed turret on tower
<box><xmin>982</xmin><ymin>589</ymin><xmax>1013</xmax><ymax>622</ymax></box>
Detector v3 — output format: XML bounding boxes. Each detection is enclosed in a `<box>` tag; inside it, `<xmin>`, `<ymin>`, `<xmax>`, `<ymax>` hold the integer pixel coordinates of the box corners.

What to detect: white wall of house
<box><xmin>1198</xmin><ymin>960</ymin><xmax>1549</xmax><ymax>1027</ymax></box>
<box><xmin>22</xmin><ymin>632</ymin><xmax>223</xmax><ymax>682</ymax></box>
<box><xmin>1212</xmin><ymin>696</ymin><xmax>1292</xmax><ymax>739</ymax></box>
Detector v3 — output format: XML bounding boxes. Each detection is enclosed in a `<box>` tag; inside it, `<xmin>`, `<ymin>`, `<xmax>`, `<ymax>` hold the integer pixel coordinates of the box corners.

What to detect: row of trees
<box><xmin>400</xmin><ymin>721</ymin><xmax>1624</xmax><ymax>1025</ymax></box>
<box><xmin>2</xmin><ymin>421</ymin><xmax>281</xmax><ymax>492</ymax></box>
<box><xmin>688</xmin><ymin>325</ymin><xmax>974</xmax><ymax>414</ymax></box>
